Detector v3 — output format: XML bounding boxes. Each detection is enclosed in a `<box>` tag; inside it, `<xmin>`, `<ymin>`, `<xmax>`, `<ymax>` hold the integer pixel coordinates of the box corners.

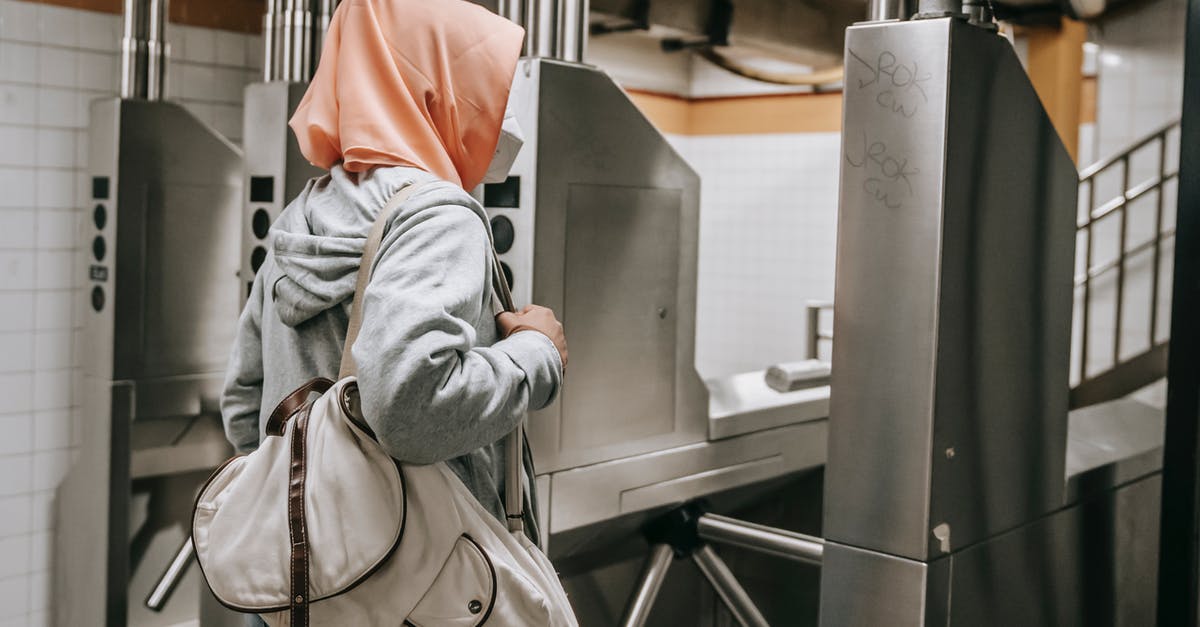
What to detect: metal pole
<box><xmin>119</xmin><ymin>0</ymin><xmax>144</xmax><ymax>98</ymax></box>
<box><xmin>697</xmin><ymin>513</ymin><xmax>824</xmax><ymax>566</ymax></box>
<box><xmin>145</xmin><ymin>0</ymin><xmax>165</xmax><ymax>100</ymax></box>
<box><xmin>866</xmin><ymin>0</ymin><xmax>906</xmax><ymax>21</ymax></box>
<box><xmin>1157</xmin><ymin>0</ymin><xmax>1200</xmax><ymax>622</ymax></box>
<box><xmin>807</xmin><ymin>305</ymin><xmax>821</xmax><ymax>360</ymax></box>
<box><xmin>691</xmin><ymin>545</ymin><xmax>770</xmax><ymax>627</ymax></box>
<box><xmin>620</xmin><ymin>544</ymin><xmax>675</xmax><ymax>627</ymax></box>
<box><xmin>144</xmin><ymin>537</ymin><xmax>195</xmax><ymax>612</ymax></box>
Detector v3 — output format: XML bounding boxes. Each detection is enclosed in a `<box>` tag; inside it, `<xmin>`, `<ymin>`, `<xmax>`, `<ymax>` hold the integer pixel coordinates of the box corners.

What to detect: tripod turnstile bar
<box><xmin>692</xmin><ymin>544</ymin><xmax>771</xmax><ymax>627</ymax></box>
<box><xmin>620</xmin><ymin>544</ymin><xmax>676</xmax><ymax>627</ymax></box>
<box><xmin>697</xmin><ymin>513</ymin><xmax>824</xmax><ymax>565</ymax></box>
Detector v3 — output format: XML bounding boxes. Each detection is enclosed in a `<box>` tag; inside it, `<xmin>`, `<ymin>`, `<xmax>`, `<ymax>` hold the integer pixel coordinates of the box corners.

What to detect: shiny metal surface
<box><xmin>825</xmin><ymin>17</ymin><xmax>1077</xmax><ymax>561</ymax></box>
<box><xmin>697</xmin><ymin>513</ymin><xmax>824</xmax><ymax>565</ymax></box>
<box><xmin>241</xmin><ymin>82</ymin><xmax>322</xmax><ymax>296</ymax></box>
<box><xmin>619</xmin><ymin>544</ymin><xmax>675</xmax><ymax>627</ymax></box>
<box><xmin>144</xmin><ymin>538</ymin><xmax>195</xmax><ymax>611</ymax></box>
<box><xmin>866</xmin><ymin>0</ymin><xmax>907</xmax><ymax>21</ymax></box>
<box><xmin>549</xmin><ymin>421</ymin><xmax>826</xmax><ymax>535</ymax></box>
<box><xmin>501</xmin><ymin>59</ymin><xmax>708</xmax><ymax>474</ymax></box>
<box><xmin>55</xmin><ymin>98</ymin><xmax>241</xmax><ymax>626</ymax></box>
<box><xmin>819</xmin><ymin>541</ymin><xmax>948</xmax><ymax>627</ymax></box>
<box><xmin>706</xmin><ymin>372</ymin><xmax>828</xmax><ymax>440</ymax></box>
<box><xmin>120</xmin><ymin>0</ymin><xmax>166</xmax><ymax>99</ymax></box>
<box><xmin>1065</xmin><ymin>397</ymin><xmax>1164</xmax><ymax>502</ymax></box>
<box><xmin>692</xmin><ymin>545</ymin><xmax>770</xmax><ymax>627</ymax></box>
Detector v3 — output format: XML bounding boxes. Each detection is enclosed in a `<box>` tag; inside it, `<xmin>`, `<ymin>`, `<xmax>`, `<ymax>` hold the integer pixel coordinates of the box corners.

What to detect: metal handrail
<box><xmin>1075</xmin><ymin>120</ymin><xmax>1179</xmax><ymax>386</ymax></box>
<box><xmin>806</xmin><ymin>120</ymin><xmax>1181</xmax><ymax>399</ymax></box>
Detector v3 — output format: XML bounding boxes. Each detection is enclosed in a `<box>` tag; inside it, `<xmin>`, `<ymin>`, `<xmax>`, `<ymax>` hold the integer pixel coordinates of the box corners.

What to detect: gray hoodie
<box><xmin>220</xmin><ymin>164</ymin><xmax>562</xmax><ymax>539</ymax></box>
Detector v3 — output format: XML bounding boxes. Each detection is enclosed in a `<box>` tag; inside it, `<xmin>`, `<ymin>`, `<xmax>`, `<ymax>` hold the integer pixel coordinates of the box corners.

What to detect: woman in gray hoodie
<box><xmin>219</xmin><ymin>0</ymin><xmax>566</xmax><ymax>550</ymax></box>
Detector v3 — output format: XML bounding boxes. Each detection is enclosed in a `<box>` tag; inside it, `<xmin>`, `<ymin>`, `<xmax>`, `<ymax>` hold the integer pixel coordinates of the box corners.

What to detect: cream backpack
<box><xmin>193</xmin><ymin>183</ymin><xmax>578</xmax><ymax>626</ymax></box>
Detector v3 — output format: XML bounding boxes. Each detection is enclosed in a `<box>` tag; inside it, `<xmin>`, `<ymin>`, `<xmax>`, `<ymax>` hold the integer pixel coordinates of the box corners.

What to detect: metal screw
<box><xmin>945</xmin><ymin>447</ymin><xmax>955</xmax><ymax>459</ymax></box>
<box><xmin>657</xmin><ymin>307</ymin><xmax>668</xmax><ymax>319</ymax></box>
<box><xmin>295</xmin><ymin>595</ymin><xmax>304</xmax><ymax>604</ymax></box>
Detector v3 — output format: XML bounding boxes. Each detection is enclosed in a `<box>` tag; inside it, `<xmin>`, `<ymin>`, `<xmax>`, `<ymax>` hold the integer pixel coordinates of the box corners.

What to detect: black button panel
<box><xmin>251</xmin><ymin>246</ymin><xmax>267</xmax><ymax>272</ymax></box>
<box><xmin>490</xmin><ymin>215</ymin><xmax>514</xmax><ymax>254</ymax></box>
<box><xmin>91</xmin><ymin>286</ymin><xmax>105</xmax><ymax>311</ymax></box>
<box><xmin>500</xmin><ymin>261</ymin><xmax>513</xmax><ymax>290</ymax></box>
<box><xmin>252</xmin><ymin>208</ymin><xmax>271</xmax><ymax>239</ymax></box>
<box><xmin>93</xmin><ymin>204</ymin><xmax>106</xmax><ymax>229</ymax></box>
<box><xmin>92</xmin><ymin>236</ymin><xmax>105</xmax><ymax>262</ymax></box>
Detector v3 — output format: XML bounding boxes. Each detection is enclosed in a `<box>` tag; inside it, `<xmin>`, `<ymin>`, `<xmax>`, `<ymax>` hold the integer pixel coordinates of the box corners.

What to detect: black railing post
<box><xmin>1156</xmin><ymin>0</ymin><xmax>1200</xmax><ymax>622</ymax></box>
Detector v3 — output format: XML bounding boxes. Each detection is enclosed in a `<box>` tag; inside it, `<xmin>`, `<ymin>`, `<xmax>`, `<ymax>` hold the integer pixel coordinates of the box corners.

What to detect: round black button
<box><xmin>467</xmin><ymin>600</ymin><xmax>483</xmax><ymax>614</ymax></box>
<box><xmin>91</xmin><ymin>286</ymin><xmax>105</xmax><ymax>312</ymax></box>
<box><xmin>92</xmin><ymin>236</ymin><xmax>105</xmax><ymax>262</ymax></box>
<box><xmin>250</xmin><ymin>246</ymin><xmax>267</xmax><ymax>273</ymax></box>
<box><xmin>93</xmin><ymin>204</ymin><xmax>106</xmax><ymax>229</ymax></box>
<box><xmin>500</xmin><ymin>261</ymin><xmax>513</xmax><ymax>290</ymax></box>
<box><xmin>252</xmin><ymin>208</ymin><xmax>271</xmax><ymax>239</ymax></box>
<box><xmin>490</xmin><ymin>215</ymin><xmax>515</xmax><ymax>254</ymax></box>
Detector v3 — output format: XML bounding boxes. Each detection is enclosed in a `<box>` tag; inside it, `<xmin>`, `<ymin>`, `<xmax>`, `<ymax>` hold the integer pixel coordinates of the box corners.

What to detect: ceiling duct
<box><xmin>120</xmin><ymin>0</ymin><xmax>167</xmax><ymax>99</ymax></box>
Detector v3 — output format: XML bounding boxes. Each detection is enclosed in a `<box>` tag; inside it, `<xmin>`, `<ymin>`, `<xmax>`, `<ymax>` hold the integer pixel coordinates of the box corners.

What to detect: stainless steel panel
<box><xmin>107</xmin><ymin>100</ymin><xmax>243</xmax><ymax>381</ymax></box>
<box><xmin>947</xmin><ymin>474</ymin><xmax>1160</xmax><ymax>627</ymax></box>
<box><xmin>825</xmin><ymin>18</ymin><xmax>1077</xmax><ymax>561</ymax></box>
<box><xmin>503</xmin><ymin>59</ymin><xmax>708</xmax><ymax>474</ymax></box>
<box><xmin>241</xmin><ymin>82</ymin><xmax>322</xmax><ymax>295</ymax></box>
<box><xmin>819</xmin><ymin>541</ymin><xmax>949</xmax><ymax>627</ymax></box>
<box><xmin>1065</xmin><ymin>398</ymin><xmax>1163</xmax><ymax>502</ymax></box>
<box><xmin>548</xmin><ymin>421</ymin><xmax>826</xmax><ymax>533</ymax></box>
<box><xmin>707</xmin><ymin>372</ymin><xmax>829</xmax><ymax>440</ymax></box>
<box><xmin>825</xmin><ymin>18</ymin><xmax>953</xmax><ymax>561</ymax></box>
<box><xmin>561</xmin><ymin>184</ymin><xmax>680</xmax><ymax>451</ymax></box>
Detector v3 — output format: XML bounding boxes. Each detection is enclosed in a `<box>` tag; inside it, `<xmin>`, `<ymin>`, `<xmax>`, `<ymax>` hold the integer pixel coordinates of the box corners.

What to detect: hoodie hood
<box><xmin>288</xmin><ymin>0</ymin><xmax>525</xmax><ymax>191</ymax></box>
<box><xmin>269</xmin><ymin>165</ymin><xmax>481</xmax><ymax>327</ymax></box>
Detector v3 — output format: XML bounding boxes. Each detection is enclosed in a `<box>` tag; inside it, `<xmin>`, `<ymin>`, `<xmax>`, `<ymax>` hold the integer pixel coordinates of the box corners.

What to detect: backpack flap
<box><xmin>193</xmin><ymin>380</ymin><xmax>407</xmax><ymax>611</ymax></box>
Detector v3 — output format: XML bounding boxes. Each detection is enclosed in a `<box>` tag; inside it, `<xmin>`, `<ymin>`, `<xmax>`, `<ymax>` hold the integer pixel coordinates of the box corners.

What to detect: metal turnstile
<box><xmin>53</xmin><ymin>97</ymin><xmax>244</xmax><ymax>627</ymax></box>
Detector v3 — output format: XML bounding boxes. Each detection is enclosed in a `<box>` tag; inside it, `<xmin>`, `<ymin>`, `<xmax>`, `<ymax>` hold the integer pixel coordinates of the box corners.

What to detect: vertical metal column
<box><xmin>1156</xmin><ymin>0</ymin><xmax>1200</xmax><ymax>624</ymax></box>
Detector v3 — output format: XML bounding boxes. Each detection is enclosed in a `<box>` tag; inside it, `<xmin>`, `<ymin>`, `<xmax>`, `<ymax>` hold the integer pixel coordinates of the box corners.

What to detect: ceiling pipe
<box><xmin>120</xmin><ymin>0</ymin><xmax>167</xmax><ymax>99</ymax></box>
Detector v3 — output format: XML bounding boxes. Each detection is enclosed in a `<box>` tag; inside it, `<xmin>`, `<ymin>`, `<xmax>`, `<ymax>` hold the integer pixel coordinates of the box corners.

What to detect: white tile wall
<box><xmin>676</xmin><ymin>132</ymin><xmax>842</xmax><ymax>378</ymax></box>
<box><xmin>0</xmin><ymin>2</ymin><xmax>260</xmax><ymax>624</ymax></box>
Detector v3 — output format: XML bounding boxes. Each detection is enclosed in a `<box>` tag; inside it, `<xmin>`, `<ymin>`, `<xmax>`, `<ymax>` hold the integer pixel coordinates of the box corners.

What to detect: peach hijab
<box><xmin>289</xmin><ymin>0</ymin><xmax>525</xmax><ymax>191</ymax></box>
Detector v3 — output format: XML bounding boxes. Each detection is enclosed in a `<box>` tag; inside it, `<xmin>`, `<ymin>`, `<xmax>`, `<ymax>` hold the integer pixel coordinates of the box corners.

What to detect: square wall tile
<box><xmin>0</xmin><ymin>494</ymin><xmax>32</xmax><ymax>538</ymax></box>
<box><xmin>0</xmin><ymin>251</ymin><xmax>35</xmax><ymax>291</ymax></box>
<box><xmin>0</xmin><ymin>534</ymin><xmax>30</xmax><ymax>580</ymax></box>
<box><xmin>0</xmin><ymin>454</ymin><xmax>32</xmax><ymax>498</ymax></box>
<box><xmin>0</xmin><ymin>168</ymin><xmax>34</xmax><ymax>209</ymax></box>
<box><xmin>0</xmin><ymin>414</ymin><xmax>31</xmax><ymax>456</ymax></box>
<box><xmin>35</xmin><ymin>209</ymin><xmax>77</xmax><ymax>250</ymax></box>
<box><xmin>0</xmin><ymin>210</ymin><xmax>35</xmax><ymax>250</ymax></box>
<box><xmin>182</xmin><ymin>25</ymin><xmax>216</xmax><ymax>64</ymax></box>
<box><xmin>31</xmin><ymin>368</ymin><xmax>69</xmax><ymax>411</ymax></box>
<box><xmin>34</xmin><ymin>129</ymin><xmax>74</xmax><ymax>169</ymax></box>
<box><xmin>0</xmin><ymin>332</ymin><xmax>32</xmax><ymax>374</ymax></box>
<box><xmin>0</xmin><ymin>572</ymin><xmax>30</xmax><ymax>619</ymax></box>
<box><xmin>38</xmin><ymin>4</ymin><xmax>79</xmax><ymax>47</ymax></box>
<box><xmin>76</xmin><ymin>51</ymin><xmax>115</xmax><ymax>92</ymax></box>
<box><xmin>31</xmin><ymin>330</ymin><xmax>69</xmax><ymax>371</ymax></box>
<box><xmin>35</xmin><ymin>169</ymin><xmax>74</xmax><ymax>209</ymax></box>
<box><xmin>0</xmin><ymin>292</ymin><xmax>33</xmax><ymax>332</ymax></box>
<box><xmin>77</xmin><ymin>9</ymin><xmax>119</xmax><ymax>53</ymax></box>
<box><xmin>32</xmin><ymin>290</ymin><xmax>69</xmax><ymax>331</ymax></box>
<box><xmin>32</xmin><ymin>409</ymin><xmax>68</xmax><ymax>452</ymax></box>
<box><xmin>31</xmin><ymin>449</ymin><xmax>68</xmax><ymax>491</ymax></box>
<box><xmin>0</xmin><ymin>0</ymin><xmax>40</xmax><ymax>44</ymax></box>
<box><xmin>35</xmin><ymin>87</ymin><xmax>76</xmax><ymax>128</ymax></box>
<box><xmin>215</xmin><ymin>30</ymin><xmax>245</xmax><ymax>67</ymax></box>
<box><xmin>34</xmin><ymin>250</ymin><xmax>73</xmax><ymax>290</ymax></box>
<box><xmin>0</xmin><ymin>41</ymin><xmax>38</xmax><ymax>84</ymax></box>
<box><xmin>37</xmin><ymin>47</ymin><xmax>77</xmax><ymax>89</ymax></box>
<box><xmin>0</xmin><ymin>84</ymin><xmax>37</xmax><ymax>125</ymax></box>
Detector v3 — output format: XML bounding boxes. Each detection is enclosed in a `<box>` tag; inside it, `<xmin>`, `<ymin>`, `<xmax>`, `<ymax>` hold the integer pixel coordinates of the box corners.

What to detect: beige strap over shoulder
<box><xmin>337</xmin><ymin>182</ymin><xmax>528</xmax><ymax>533</ymax></box>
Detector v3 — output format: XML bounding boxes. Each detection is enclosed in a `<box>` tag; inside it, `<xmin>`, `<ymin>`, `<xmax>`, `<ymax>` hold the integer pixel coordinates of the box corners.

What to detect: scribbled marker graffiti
<box><xmin>845</xmin><ymin>132</ymin><xmax>919</xmax><ymax>209</ymax></box>
<box><xmin>847</xmin><ymin>48</ymin><xmax>931</xmax><ymax>118</ymax></box>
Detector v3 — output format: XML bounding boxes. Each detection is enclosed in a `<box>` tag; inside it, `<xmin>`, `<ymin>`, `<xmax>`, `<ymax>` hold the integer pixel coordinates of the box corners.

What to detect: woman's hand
<box><xmin>497</xmin><ymin>305</ymin><xmax>568</xmax><ymax>370</ymax></box>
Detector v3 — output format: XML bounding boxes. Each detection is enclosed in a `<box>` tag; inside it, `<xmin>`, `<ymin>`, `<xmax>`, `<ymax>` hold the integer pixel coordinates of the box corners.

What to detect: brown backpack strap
<box><xmin>264</xmin><ymin>378</ymin><xmax>333</xmax><ymax>437</ymax></box>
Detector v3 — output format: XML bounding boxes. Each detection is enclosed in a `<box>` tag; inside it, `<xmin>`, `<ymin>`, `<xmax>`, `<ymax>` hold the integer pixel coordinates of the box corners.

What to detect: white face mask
<box><xmin>483</xmin><ymin>103</ymin><xmax>524</xmax><ymax>184</ymax></box>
